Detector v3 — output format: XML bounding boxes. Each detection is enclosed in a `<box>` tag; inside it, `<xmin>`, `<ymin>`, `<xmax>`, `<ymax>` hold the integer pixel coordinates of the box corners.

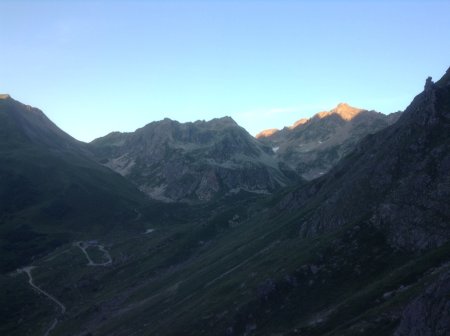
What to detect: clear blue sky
<box><xmin>1</xmin><ymin>0</ymin><xmax>449</xmax><ymax>142</ymax></box>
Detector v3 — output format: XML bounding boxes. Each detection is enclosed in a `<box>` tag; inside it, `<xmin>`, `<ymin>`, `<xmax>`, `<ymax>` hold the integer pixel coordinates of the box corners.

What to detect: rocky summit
<box><xmin>89</xmin><ymin>116</ymin><xmax>297</xmax><ymax>202</ymax></box>
<box><xmin>257</xmin><ymin>103</ymin><xmax>401</xmax><ymax>179</ymax></box>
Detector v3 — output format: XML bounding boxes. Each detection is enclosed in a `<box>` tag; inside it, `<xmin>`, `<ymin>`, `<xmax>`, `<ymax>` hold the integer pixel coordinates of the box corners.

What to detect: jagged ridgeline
<box><xmin>89</xmin><ymin>117</ymin><xmax>298</xmax><ymax>202</ymax></box>
<box><xmin>88</xmin><ymin>104</ymin><xmax>400</xmax><ymax>203</ymax></box>
<box><xmin>257</xmin><ymin>103</ymin><xmax>401</xmax><ymax>180</ymax></box>
<box><xmin>1</xmin><ymin>67</ymin><xmax>450</xmax><ymax>336</ymax></box>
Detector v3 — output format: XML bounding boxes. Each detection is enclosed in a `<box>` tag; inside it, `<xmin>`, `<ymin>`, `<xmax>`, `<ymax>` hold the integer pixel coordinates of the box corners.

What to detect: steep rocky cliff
<box><xmin>279</xmin><ymin>69</ymin><xmax>450</xmax><ymax>251</ymax></box>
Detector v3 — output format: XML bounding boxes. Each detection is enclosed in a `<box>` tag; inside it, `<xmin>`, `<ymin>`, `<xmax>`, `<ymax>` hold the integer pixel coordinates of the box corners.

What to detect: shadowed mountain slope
<box><xmin>278</xmin><ymin>70</ymin><xmax>450</xmax><ymax>251</ymax></box>
<box><xmin>0</xmin><ymin>96</ymin><xmax>152</xmax><ymax>272</ymax></box>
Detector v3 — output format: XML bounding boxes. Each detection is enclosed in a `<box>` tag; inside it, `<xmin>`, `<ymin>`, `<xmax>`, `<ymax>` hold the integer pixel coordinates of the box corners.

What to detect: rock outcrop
<box><xmin>395</xmin><ymin>269</ymin><xmax>450</xmax><ymax>336</ymax></box>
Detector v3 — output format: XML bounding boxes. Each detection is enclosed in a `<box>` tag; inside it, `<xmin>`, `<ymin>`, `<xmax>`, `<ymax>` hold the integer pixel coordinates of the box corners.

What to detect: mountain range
<box><xmin>1</xmin><ymin>67</ymin><xmax>449</xmax><ymax>336</ymax></box>
<box><xmin>88</xmin><ymin>103</ymin><xmax>399</xmax><ymax>202</ymax></box>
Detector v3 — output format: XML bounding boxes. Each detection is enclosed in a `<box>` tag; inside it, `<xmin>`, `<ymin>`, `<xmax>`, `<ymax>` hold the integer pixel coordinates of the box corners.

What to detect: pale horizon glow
<box><xmin>1</xmin><ymin>0</ymin><xmax>449</xmax><ymax>142</ymax></box>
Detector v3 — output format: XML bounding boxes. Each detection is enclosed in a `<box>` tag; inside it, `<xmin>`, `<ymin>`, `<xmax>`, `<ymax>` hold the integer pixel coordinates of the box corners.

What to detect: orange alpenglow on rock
<box><xmin>256</xmin><ymin>103</ymin><xmax>364</xmax><ymax>139</ymax></box>
<box><xmin>255</xmin><ymin>128</ymin><xmax>279</xmax><ymax>139</ymax></box>
<box><xmin>288</xmin><ymin>118</ymin><xmax>308</xmax><ymax>129</ymax></box>
<box><xmin>316</xmin><ymin>103</ymin><xmax>364</xmax><ymax>121</ymax></box>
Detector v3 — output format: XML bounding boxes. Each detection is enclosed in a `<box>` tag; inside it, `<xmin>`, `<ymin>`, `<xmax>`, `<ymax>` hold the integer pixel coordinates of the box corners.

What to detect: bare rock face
<box><xmin>195</xmin><ymin>170</ymin><xmax>220</xmax><ymax>201</ymax></box>
<box><xmin>394</xmin><ymin>270</ymin><xmax>450</xmax><ymax>336</ymax></box>
<box><xmin>279</xmin><ymin>68</ymin><xmax>450</xmax><ymax>251</ymax></box>
<box><xmin>90</xmin><ymin>117</ymin><xmax>297</xmax><ymax>202</ymax></box>
<box><xmin>257</xmin><ymin>103</ymin><xmax>400</xmax><ymax>180</ymax></box>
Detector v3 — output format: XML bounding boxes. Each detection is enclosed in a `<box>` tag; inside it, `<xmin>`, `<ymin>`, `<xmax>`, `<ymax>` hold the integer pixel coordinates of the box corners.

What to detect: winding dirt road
<box><xmin>74</xmin><ymin>241</ymin><xmax>112</xmax><ymax>266</ymax></box>
<box><xmin>17</xmin><ymin>241</ymin><xmax>112</xmax><ymax>334</ymax></box>
<box><xmin>18</xmin><ymin>266</ymin><xmax>66</xmax><ymax>336</ymax></box>
<box><xmin>19</xmin><ymin>266</ymin><xmax>66</xmax><ymax>313</ymax></box>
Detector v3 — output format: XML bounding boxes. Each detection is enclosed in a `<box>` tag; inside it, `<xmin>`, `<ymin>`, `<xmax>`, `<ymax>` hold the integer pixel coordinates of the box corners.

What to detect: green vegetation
<box><xmin>4</xmin><ymin>187</ymin><xmax>449</xmax><ymax>336</ymax></box>
<box><xmin>2</xmin><ymin>69</ymin><xmax>450</xmax><ymax>335</ymax></box>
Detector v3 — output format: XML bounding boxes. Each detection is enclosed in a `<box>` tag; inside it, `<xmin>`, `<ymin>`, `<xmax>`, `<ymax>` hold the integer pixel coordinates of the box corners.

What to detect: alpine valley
<box><xmin>1</xmin><ymin>67</ymin><xmax>450</xmax><ymax>336</ymax></box>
